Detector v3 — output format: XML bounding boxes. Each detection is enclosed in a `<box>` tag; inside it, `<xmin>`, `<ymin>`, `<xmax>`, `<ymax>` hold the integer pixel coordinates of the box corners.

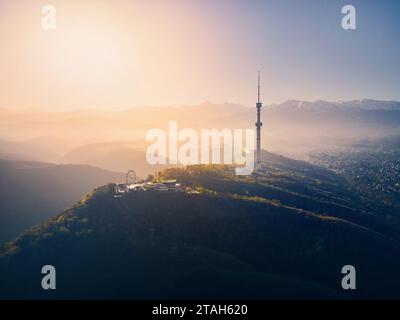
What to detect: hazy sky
<box><xmin>0</xmin><ymin>0</ymin><xmax>399</xmax><ymax>110</ymax></box>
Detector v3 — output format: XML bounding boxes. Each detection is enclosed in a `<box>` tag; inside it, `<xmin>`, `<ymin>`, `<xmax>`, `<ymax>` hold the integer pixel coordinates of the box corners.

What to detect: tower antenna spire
<box><xmin>257</xmin><ymin>71</ymin><xmax>261</xmax><ymax>103</ymax></box>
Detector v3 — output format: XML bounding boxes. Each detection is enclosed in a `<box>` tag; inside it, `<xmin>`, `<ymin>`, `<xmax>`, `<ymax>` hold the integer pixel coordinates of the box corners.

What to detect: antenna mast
<box><xmin>258</xmin><ymin>71</ymin><xmax>260</xmax><ymax>103</ymax></box>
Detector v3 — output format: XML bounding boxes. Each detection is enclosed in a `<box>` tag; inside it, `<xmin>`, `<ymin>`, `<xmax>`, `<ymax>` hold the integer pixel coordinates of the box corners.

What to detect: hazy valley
<box><xmin>1</xmin><ymin>99</ymin><xmax>400</xmax><ymax>175</ymax></box>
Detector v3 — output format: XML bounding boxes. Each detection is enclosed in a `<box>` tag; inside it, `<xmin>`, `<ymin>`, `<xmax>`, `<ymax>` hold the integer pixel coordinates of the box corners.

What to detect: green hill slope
<box><xmin>1</xmin><ymin>163</ymin><xmax>399</xmax><ymax>299</ymax></box>
<box><xmin>0</xmin><ymin>159</ymin><xmax>124</xmax><ymax>244</ymax></box>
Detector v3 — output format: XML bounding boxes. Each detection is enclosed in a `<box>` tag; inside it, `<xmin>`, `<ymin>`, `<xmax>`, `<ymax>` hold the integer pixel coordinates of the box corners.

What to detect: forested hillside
<box><xmin>1</xmin><ymin>162</ymin><xmax>399</xmax><ymax>299</ymax></box>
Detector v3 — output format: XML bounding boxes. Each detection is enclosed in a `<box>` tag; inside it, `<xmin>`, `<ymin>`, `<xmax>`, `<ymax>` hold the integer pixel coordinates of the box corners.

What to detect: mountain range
<box><xmin>269</xmin><ymin>99</ymin><xmax>400</xmax><ymax>112</ymax></box>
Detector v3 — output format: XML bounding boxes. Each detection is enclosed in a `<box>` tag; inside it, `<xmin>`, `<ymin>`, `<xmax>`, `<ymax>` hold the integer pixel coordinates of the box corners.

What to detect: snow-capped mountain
<box><xmin>268</xmin><ymin>99</ymin><xmax>400</xmax><ymax>112</ymax></box>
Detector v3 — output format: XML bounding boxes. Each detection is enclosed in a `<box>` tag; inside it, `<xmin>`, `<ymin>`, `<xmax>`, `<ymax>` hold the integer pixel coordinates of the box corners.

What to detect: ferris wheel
<box><xmin>126</xmin><ymin>170</ymin><xmax>137</xmax><ymax>185</ymax></box>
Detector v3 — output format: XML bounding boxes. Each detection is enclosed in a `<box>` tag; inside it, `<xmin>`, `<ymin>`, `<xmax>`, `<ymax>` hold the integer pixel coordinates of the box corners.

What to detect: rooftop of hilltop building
<box><xmin>114</xmin><ymin>179</ymin><xmax>200</xmax><ymax>196</ymax></box>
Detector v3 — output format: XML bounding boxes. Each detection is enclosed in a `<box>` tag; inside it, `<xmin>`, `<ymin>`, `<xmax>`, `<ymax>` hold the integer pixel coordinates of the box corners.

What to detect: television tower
<box><xmin>255</xmin><ymin>71</ymin><xmax>263</xmax><ymax>171</ymax></box>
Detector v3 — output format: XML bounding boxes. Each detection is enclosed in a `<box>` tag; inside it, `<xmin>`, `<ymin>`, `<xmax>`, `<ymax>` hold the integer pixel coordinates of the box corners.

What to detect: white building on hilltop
<box><xmin>115</xmin><ymin>179</ymin><xmax>183</xmax><ymax>194</ymax></box>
